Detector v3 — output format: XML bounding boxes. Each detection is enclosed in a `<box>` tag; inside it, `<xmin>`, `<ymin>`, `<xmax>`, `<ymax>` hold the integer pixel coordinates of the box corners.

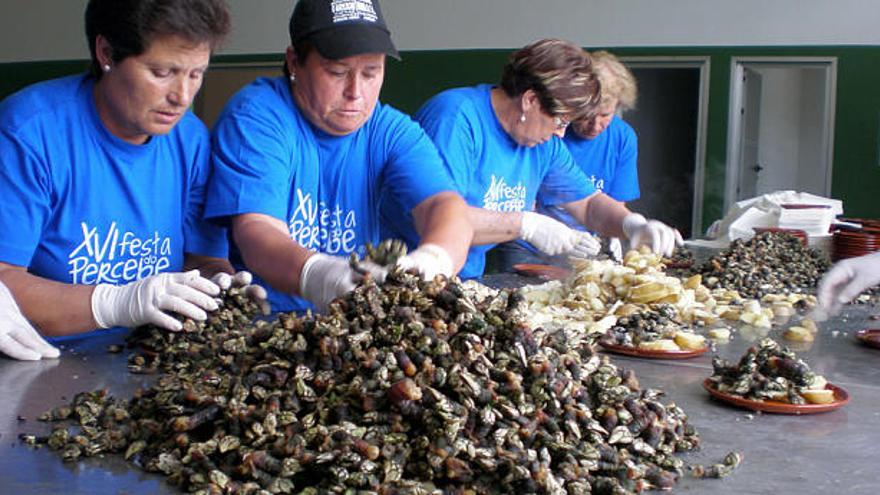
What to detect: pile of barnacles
<box><xmin>694</xmin><ymin>231</ymin><xmax>830</xmax><ymax>299</ymax></box>
<box><xmin>23</xmin><ymin>241</ymin><xmax>740</xmax><ymax>494</ymax></box>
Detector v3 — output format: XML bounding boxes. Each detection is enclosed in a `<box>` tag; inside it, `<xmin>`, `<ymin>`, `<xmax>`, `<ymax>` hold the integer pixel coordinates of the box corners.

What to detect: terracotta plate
<box><xmin>512</xmin><ymin>263</ymin><xmax>571</xmax><ymax>281</ymax></box>
<box><xmin>599</xmin><ymin>341</ymin><xmax>709</xmax><ymax>359</ymax></box>
<box><xmin>855</xmin><ymin>329</ymin><xmax>880</xmax><ymax>349</ymax></box>
<box><xmin>703</xmin><ymin>379</ymin><xmax>850</xmax><ymax>414</ymax></box>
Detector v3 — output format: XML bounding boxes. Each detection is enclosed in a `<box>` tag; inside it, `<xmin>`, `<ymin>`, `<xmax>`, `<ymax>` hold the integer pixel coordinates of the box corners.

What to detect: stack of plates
<box><xmin>832</xmin><ymin>222</ymin><xmax>880</xmax><ymax>261</ymax></box>
<box><xmin>779</xmin><ymin>204</ymin><xmax>835</xmax><ymax>236</ymax></box>
<box><xmin>838</xmin><ymin>217</ymin><xmax>880</xmax><ymax>229</ymax></box>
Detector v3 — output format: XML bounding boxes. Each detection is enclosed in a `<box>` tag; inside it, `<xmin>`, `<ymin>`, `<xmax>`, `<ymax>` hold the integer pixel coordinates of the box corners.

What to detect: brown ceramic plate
<box><xmin>703</xmin><ymin>379</ymin><xmax>850</xmax><ymax>414</ymax></box>
<box><xmin>599</xmin><ymin>341</ymin><xmax>709</xmax><ymax>359</ymax></box>
<box><xmin>855</xmin><ymin>329</ymin><xmax>880</xmax><ymax>349</ymax></box>
<box><xmin>512</xmin><ymin>263</ymin><xmax>571</xmax><ymax>281</ymax></box>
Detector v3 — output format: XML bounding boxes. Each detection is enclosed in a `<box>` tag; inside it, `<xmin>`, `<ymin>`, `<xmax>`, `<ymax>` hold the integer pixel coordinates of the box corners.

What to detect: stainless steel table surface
<box><xmin>2</xmin><ymin>280</ymin><xmax>880</xmax><ymax>494</ymax></box>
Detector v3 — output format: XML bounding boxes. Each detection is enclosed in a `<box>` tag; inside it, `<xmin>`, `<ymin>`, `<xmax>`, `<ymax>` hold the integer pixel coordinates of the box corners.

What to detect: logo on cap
<box><xmin>331</xmin><ymin>0</ymin><xmax>378</xmax><ymax>24</ymax></box>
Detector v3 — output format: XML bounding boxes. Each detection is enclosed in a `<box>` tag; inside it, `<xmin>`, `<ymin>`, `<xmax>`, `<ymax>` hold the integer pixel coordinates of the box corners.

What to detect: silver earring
<box><xmin>289</xmin><ymin>74</ymin><xmax>296</xmax><ymax>82</ymax></box>
<box><xmin>520</xmin><ymin>113</ymin><xmax>526</xmax><ymax>123</ymax></box>
<box><xmin>102</xmin><ymin>64</ymin><xmax>111</xmax><ymax>72</ymax></box>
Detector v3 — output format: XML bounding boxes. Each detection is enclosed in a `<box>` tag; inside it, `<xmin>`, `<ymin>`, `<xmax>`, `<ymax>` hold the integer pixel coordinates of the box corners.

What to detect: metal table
<box><xmin>2</xmin><ymin>280</ymin><xmax>880</xmax><ymax>494</ymax></box>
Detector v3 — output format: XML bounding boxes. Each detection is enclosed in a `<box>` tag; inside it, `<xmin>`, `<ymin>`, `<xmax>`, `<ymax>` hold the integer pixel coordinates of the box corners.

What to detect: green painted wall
<box><xmin>3</xmin><ymin>45</ymin><xmax>879</xmax><ymax>227</ymax></box>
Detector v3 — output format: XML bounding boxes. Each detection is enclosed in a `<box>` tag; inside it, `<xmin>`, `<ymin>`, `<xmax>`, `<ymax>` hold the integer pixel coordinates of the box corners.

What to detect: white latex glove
<box><xmin>0</xmin><ymin>281</ymin><xmax>59</xmax><ymax>360</ymax></box>
<box><xmin>300</xmin><ymin>253</ymin><xmax>387</xmax><ymax>313</ymax></box>
<box><xmin>211</xmin><ymin>271</ymin><xmax>271</xmax><ymax>315</ymax></box>
<box><xmin>608</xmin><ymin>237</ymin><xmax>624</xmax><ymax>262</ymax></box>
<box><xmin>816</xmin><ymin>252</ymin><xmax>880</xmax><ymax>317</ymax></box>
<box><xmin>395</xmin><ymin>243</ymin><xmax>454</xmax><ymax>280</ymax></box>
<box><xmin>520</xmin><ymin>211</ymin><xmax>599</xmax><ymax>257</ymax></box>
<box><xmin>570</xmin><ymin>231</ymin><xmax>602</xmax><ymax>258</ymax></box>
<box><xmin>91</xmin><ymin>270</ymin><xmax>220</xmax><ymax>332</ymax></box>
<box><xmin>622</xmin><ymin>213</ymin><xmax>684</xmax><ymax>257</ymax></box>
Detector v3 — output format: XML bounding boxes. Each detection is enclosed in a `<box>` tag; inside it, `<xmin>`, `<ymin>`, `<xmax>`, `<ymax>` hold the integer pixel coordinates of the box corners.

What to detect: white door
<box><xmin>725</xmin><ymin>58</ymin><xmax>837</xmax><ymax>208</ymax></box>
<box><xmin>738</xmin><ymin>67</ymin><xmax>762</xmax><ymax>200</ymax></box>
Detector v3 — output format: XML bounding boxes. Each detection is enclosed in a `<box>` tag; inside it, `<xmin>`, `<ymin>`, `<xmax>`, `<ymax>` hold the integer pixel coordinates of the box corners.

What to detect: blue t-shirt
<box><xmin>0</xmin><ymin>74</ymin><xmax>226</xmax><ymax>289</ymax></box>
<box><xmin>406</xmin><ymin>84</ymin><xmax>595</xmax><ymax>279</ymax></box>
<box><xmin>537</xmin><ymin>115</ymin><xmax>639</xmax><ymax>229</ymax></box>
<box><xmin>207</xmin><ymin>76</ymin><xmax>455</xmax><ymax>313</ymax></box>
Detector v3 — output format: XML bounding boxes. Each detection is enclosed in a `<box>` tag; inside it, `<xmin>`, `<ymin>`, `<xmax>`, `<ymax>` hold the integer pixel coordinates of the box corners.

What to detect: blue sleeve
<box><xmin>0</xmin><ymin>128</ymin><xmax>49</xmax><ymax>266</ymax></box>
<box><xmin>184</xmin><ymin>124</ymin><xmax>228</xmax><ymax>258</ymax></box>
<box><xmin>206</xmin><ymin>100</ymin><xmax>297</xmax><ymax>224</ymax></box>
<box><xmin>378</xmin><ymin>109</ymin><xmax>456</xmax><ymax>213</ymax></box>
<box><xmin>605</xmin><ymin>125</ymin><xmax>640</xmax><ymax>202</ymax></box>
<box><xmin>415</xmin><ymin>98</ymin><xmax>475</xmax><ymax>196</ymax></box>
<box><xmin>537</xmin><ymin>139</ymin><xmax>596</xmax><ymax>206</ymax></box>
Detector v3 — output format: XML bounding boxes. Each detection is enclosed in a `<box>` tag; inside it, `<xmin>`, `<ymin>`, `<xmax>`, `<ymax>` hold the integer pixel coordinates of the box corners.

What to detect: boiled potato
<box><xmin>808</xmin><ymin>375</ymin><xmax>828</xmax><ymax>390</ymax></box>
<box><xmin>800</xmin><ymin>389</ymin><xmax>834</xmax><ymax>404</ymax></box>
<box><xmin>800</xmin><ymin>318</ymin><xmax>818</xmax><ymax>333</ymax></box>
<box><xmin>638</xmin><ymin>339</ymin><xmax>680</xmax><ymax>351</ymax></box>
<box><xmin>674</xmin><ymin>332</ymin><xmax>707</xmax><ymax>350</ymax></box>
<box><xmin>707</xmin><ymin>328</ymin><xmax>731</xmax><ymax>341</ymax></box>
<box><xmin>783</xmin><ymin>326</ymin><xmax>815</xmax><ymax>342</ymax></box>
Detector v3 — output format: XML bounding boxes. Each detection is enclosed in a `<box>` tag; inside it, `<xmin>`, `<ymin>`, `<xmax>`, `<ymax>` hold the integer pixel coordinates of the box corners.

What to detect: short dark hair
<box><xmin>85</xmin><ymin>0</ymin><xmax>231</xmax><ymax>78</ymax></box>
<box><xmin>499</xmin><ymin>39</ymin><xmax>600</xmax><ymax>122</ymax></box>
<box><xmin>283</xmin><ymin>41</ymin><xmax>315</xmax><ymax>78</ymax></box>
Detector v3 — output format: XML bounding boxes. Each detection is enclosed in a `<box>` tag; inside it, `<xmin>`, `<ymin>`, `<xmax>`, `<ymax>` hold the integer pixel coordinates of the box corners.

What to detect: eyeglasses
<box><xmin>553</xmin><ymin>115</ymin><xmax>570</xmax><ymax>131</ymax></box>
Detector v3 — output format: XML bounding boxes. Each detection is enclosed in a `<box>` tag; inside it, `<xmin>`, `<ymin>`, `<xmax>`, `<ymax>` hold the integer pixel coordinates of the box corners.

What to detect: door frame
<box><xmin>619</xmin><ymin>56</ymin><xmax>711</xmax><ymax>237</ymax></box>
<box><xmin>724</xmin><ymin>56</ymin><xmax>838</xmax><ymax>211</ymax></box>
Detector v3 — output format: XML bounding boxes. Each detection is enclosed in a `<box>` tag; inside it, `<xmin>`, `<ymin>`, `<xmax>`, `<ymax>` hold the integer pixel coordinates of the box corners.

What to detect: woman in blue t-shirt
<box><xmin>495</xmin><ymin>50</ymin><xmax>642</xmax><ymax>267</ymax></box>
<box><xmin>394</xmin><ymin>39</ymin><xmax>680</xmax><ymax>279</ymax></box>
<box><xmin>0</xmin><ymin>0</ymin><xmax>262</xmax><ymax>360</ymax></box>
<box><xmin>205</xmin><ymin>0</ymin><xmax>473</xmax><ymax>314</ymax></box>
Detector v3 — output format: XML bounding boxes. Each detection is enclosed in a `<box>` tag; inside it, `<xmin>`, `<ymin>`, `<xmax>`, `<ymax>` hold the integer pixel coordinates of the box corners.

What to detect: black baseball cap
<box><xmin>289</xmin><ymin>0</ymin><xmax>400</xmax><ymax>60</ymax></box>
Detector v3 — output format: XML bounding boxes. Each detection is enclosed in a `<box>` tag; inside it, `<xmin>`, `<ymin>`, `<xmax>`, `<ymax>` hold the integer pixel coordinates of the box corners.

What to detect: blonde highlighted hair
<box><xmin>499</xmin><ymin>39</ymin><xmax>600</xmax><ymax>122</ymax></box>
<box><xmin>590</xmin><ymin>50</ymin><xmax>637</xmax><ymax>113</ymax></box>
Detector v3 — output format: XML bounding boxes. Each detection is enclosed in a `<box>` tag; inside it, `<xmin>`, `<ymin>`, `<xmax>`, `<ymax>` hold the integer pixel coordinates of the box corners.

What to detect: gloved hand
<box><xmin>300</xmin><ymin>253</ymin><xmax>387</xmax><ymax>313</ymax></box>
<box><xmin>622</xmin><ymin>213</ymin><xmax>684</xmax><ymax>257</ymax></box>
<box><xmin>570</xmin><ymin>231</ymin><xmax>602</xmax><ymax>258</ymax></box>
<box><xmin>211</xmin><ymin>271</ymin><xmax>271</xmax><ymax>315</ymax></box>
<box><xmin>0</xmin><ymin>281</ymin><xmax>59</xmax><ymax>360</ymax></box>
<box><xmin>91</xmin><ymin>270</ymin><xmax>220</xmax><ymax>332</ymax></box>
<box><xmin>607</xmin><ymin>237</ymin><xmax>624</xmax><ymax>262</ymax></box>
<box><xmin>816</xmin><ymin>252</ymin><xmax>880</xmax><ymax>317</ymax></box>
<box><xmin>396</xmin><ymin>243</ymin><xmax>454</xmax><ymax>280</ymax></box>
<box><xmin>520</xmin><ymin>211</ymin><xmax>600</xmax><ymax>257</ymax></box>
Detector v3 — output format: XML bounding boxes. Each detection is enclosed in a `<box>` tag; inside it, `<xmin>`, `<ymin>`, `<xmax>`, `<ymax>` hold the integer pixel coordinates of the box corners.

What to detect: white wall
<box><xmin>383</xmin><ymin>0</ymin><xmax>880</xmax><ymax>50</ymax></box>
<box><xmin>1</xmin><ymin>0</ymin><xmax>878</xmax><ymax>63</ymax></box>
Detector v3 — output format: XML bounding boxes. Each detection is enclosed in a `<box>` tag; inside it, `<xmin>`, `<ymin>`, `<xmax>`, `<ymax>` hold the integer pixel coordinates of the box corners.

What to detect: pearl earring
<box><xmin>289</xmin><ymin>74</ymin><xmax>296</xmax><ymax>82</ymax></box>
<box><xmin>102</xmin><ymin>64</ymin><xmax>111</xmax><ymax>72</ymax></box>
<box><xmin>520</xmin><ymin>113</ymin><xmax>526</xmax><ymax>123</ymax></box>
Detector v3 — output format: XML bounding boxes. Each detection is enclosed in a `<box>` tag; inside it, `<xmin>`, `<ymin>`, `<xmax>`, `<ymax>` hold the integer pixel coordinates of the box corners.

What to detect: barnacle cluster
<box><xmin>694</xmin><ymin>232</ymin><xmax>830</xmax><ymax>299</ymax></box>
<box><xmin>599</xmin><ymin>305</ymin><xmax>706</xmax><ymax>352</ymax></box>
<box><xmin>707</xmin><ymin>338</ymin><xmax>831</xmax><ymax>405</ymax></box>
<box><xmin>125</xmin><ymin>285</ymin><xmax>265</xmax><ymax>375</ymax></box>
<box><xmin>24</xmin><ymin>242</ymin><xmax>728</xmax><ymax>494</ymax></box>
<box><xmin>662</xmin><ymin>246</ymin><xmax>695</xmax><ymax>269</ymax></box>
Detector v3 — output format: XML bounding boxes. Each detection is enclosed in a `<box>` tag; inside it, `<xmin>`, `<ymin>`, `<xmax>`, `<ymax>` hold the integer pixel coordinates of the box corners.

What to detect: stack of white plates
<box><xmin>778</xmin><ymin>204</ymin><xmax>834</xmax><ymax>236</ymax></box>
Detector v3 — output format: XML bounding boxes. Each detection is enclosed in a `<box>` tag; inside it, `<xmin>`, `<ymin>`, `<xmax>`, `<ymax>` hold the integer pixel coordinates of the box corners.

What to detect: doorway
<box><xmin>621</xmin><ymin>57</ymin><xmax>710</xmax><ymax>239</ymax></box>
<box><xmin>725</xmin><ymin>58</ymin><xmax>837</xmax><ymax>210</ymax></box>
